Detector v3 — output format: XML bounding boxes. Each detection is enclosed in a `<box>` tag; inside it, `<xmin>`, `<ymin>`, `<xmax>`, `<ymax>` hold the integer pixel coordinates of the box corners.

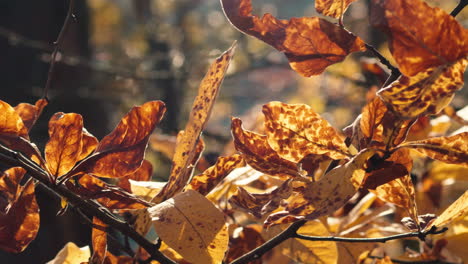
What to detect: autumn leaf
<box><xmin>359</xmin><ymin>97</ymin><xmax>387</xmax><ymax>145</ymax></box>
<box><xmin>225</xmin><ymin>225</ymin><xmax>264</xmax><ymax>264</ymax></box>
<box><xmin>45</xmin><ymin>113</ymin><xmax>84</xmax><ymax>178</ymax></box>
<box><xmin>427</xmin><ymin>191</ymin><xmax>468</xmax><ymax>230</ymax></box>
<box><xmin>186</xmin><ymin>154</ymin><xmax>245</xmax><ymax>196</ymax></box>
<box><xmin>78</xmin><ymin>128</ymin><xmax>98</xmax><ymax>161</ymax></box>
<box><xmin>0</xmin><ymin>168</ymin><xmax>39</xmax><ymax>253</ymax></box>
<box><xmin>67</xmin><ymin>101</ymin><xmax>166</xmax><ymax>179</ymax></box>
<box><xmin>370</xmin><ymin>0</ymin><xmax>468</xmax><ymax>76</ymax></box>
<box><xmin>0</xmin><ymin>100</ymin><xmax>29</xmax><ymax>140</ymax></box>
<box><xmin>398</xmin><ymin>132</ymin><xmax>468</xmax><ymax>166</ymax></box>
<box><xmin>118</xmin><ymin>159</ymin><xmax>153</xmax><ymax>193</ymax></box>
<box><xmin>315</xmin><ymin>0</ymin><xmax>358</xmax><ymax>19</ymax></box>
<box><xmin>148</xmin><ymin>190</ymin><xmax>228</xmax><ymax>264</ymax></box>
<box><xmin>46</xmin><ymin>242</ymin><xmax>90</xmax><ymax>264</ymax></box>
<box><xmin>377</xmin><ymin>59</ymin><xmax>467</xmax><ymax>119</ymax></box>
<box><xmin>14</xmin><ymin>98</ymin><xmax>48</xmax><ymax>132</ymax></box>
<box><xmin>155</xmin><ymin>43</ymin><xmax>235</xmax><ymax>202</ymax></box>
<box><xmin>231</xmin><ymin>118</ymin><xmax>299</xmax><ymax>178</ymax></box>
<box><xmin>263</xmin><ymin>102</ymin><xmax>350</xmax><ymax>163</ymax></box>
<box><xmin>90</xmin><ymin>217</ymin><xmax>108</xmax><ymax>264</ymax></box>
<box><xmin>221</xmin><ymin>0</ymin><xmax>365</xmax><ymax>76</ymax></box>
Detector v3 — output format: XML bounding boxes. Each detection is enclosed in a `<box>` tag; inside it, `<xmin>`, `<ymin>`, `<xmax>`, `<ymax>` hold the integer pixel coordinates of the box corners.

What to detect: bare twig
<box><xmin>450</xmin><ymin>0</ymin><xmax>468</xmax><ymax>17</ymax></box>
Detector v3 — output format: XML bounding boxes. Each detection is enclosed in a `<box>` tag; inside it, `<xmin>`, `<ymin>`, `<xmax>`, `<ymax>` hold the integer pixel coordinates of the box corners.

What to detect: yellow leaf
<box><xmin>429</xmin><ymin>161</ymin><xmax>468</xmax><ymax>181</ymax></box>
<box><xmin>148</xmin><ymin>190</ymin><xmax>228</xmax><ymax>264</ymax></box>
<box><xmin>46</xmin><ymin>242</ymin><xmax>90</xmax><ymax>264</ymax></box>
<box><xmin>315</xmin><ymin>0</ymin><xmax>358</xmax><ymax>18</ymax></box>
<box><xmin>427</xmin><ymin>190</ymin><xmax>468</xmax><ymax>230</ymax></box>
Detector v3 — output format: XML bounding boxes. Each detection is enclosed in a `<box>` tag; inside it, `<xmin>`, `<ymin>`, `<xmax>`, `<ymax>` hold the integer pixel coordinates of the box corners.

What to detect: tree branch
<box><xmin>450</xmin><ymin>0</ymin><xmax>468</xmax><ymax>17</ymax></box>
<box><xmin>0</xmin><ymin>143</ymin><xmax>176</xmax><ymax>264</ymax></box>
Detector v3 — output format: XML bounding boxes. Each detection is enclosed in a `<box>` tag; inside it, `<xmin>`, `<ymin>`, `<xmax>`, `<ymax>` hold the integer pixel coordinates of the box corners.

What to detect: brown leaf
<box><xmin>263</xmin><ymin>102</ymin><xmax>350</xmax><ymax>163</ymax></box>
<box><xmin>225</xmin><ymin>225</ymin><xmax>264</xmax><ymax>264</ymax></box>
<box><xmin>45</xmin><ymin>113</ymin><xmax>84</xmax><ymax>178</ymax></box>
<box><xmin>360</xmin><ymin>97</ymin><xmax>387</xmax><ymax>145</ymax></box>
<box><xmin>148</xmin><ymin>190</ymin><xmax>229</xmax><ymax>264</ymax></box>
<box><xmin>371</xmin><ymin>0</ymin><xmax>468</xmax><ymax>76</ymax></box>
<box><xmin>186</xmin><ymin>154</ymin><xmax>245</xmax><ymax>196</ymax></box>
<box><xmin>231</xmin><ymin>118</ymin><xmax>299</xmax><ymax>178</ymax></box>
<box><xmin>155</xmin><ymin>44</ymin><xmax>235</xmax><ymax>202</ymax></box>
<box><xmin>91</xmin><ymin>217</ymin><xmax>108</xmax><ymax>264</ymax></box>
<box><xmin>69</xmin><ymin>101</ymin><xmax>166</xmax><ymax>179</ymax></box>
<box><xmin>221</xmin><ymin>0</ymin><xmax>365</xmax><ymax>76</ymax></box>
<box><xmin>399</xmin><ymin>132</ymin><xmax>468</xmax><ymax>166</ymax></box>
<box><xmin>79</xmin><ymin>128</ymin><xmax>99</xmax><ymax>161</ymax></box>
<box><xmin>0</xmin><ymin>100</ymin><xmax>29</xmax><ymax>140</ymax></box>
<box><xmin>0</xmin><ymin>173</ymin><xmax>39</xmax><ymax>253</ymax></box>
<box><xmin>14</xmin><ymin>98</ymin><xmax>48</xmax><ymax>132</ymax></box>
<box><xmin>118</xmin><ymin>159</ymin><xmax>153</xmax><ymax>192</ymax></box>
<box><xmin>377</xmin><ymin>59</ymin><xmax>467</xmax><ymax>119</ymax></box>
<box><xmin>316</xmin><ymin>0</ymin><xmax>358</xmax><ymax>18</ymax></box>
<box><xmin>427</xmin><ymin>190</ymin><xmax>468</xmax><ymax>230</ymax></box>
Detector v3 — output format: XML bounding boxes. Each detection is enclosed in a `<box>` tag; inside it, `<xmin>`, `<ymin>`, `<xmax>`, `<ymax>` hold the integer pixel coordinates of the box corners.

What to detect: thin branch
<box><xmin>0</xmin><ymin>143</ymin><xmax>176</xmax><ymax>264</ymax></box>
<box><xmin>450</xmin><ymin>0</ymin><xmax>468</xmax><ymax>17</ymax></box>
<box><xmin>295</xmin><ymin>226</ymin><xmax>448</xmax><ymax>243</ymax></box>
<box><xmin>364</xmin><ymin>43</ymin><xmax>401</xmax><ymax>81</ymax></box>
<box><xmin>43</xmin><ymin>0</ymin><xmax>76</xmax><ymax>100</ymax></box>
<box><xmin>229</xmin><ymin>220</ymin><xmax>306</xmax><ymax>264</ymax></box>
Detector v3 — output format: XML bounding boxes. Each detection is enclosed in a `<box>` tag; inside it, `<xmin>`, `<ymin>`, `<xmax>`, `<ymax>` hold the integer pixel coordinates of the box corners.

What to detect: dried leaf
<box><xmin>14</xmin><ymin>98</ymin><xmax>48</xmax><ymax>132</ymax></box>
<box><xmin>91</xmin><ymin>217</ymin><xmax>108</xmax><ymax>264</ymax></box>
<box><xmin>129</xmin><ymin>180</ymin><xmax>165</xmax><ymax>202</ymax></box>
<box><xmin>427</xmin><ymin>191</ymin><xmax>468</xmax><ymax>230</ymax></box>
<box><xmin>225</xmin><ymin>225</ymin><xmax>264</xmax><ymax>264</ymax></box>
<box><xmin>263</xmin><ymin>102</ymin><xmax>350</xmax><ymax>163</ymax></box>
<box><xmin>45</xmin><ymin>113</ymin><xmax>84</xmax><ymax>178</ymax></box>
<box><xmin>69</xmin><ymin>101</ymin><xmax>166</xmax><ymax>179</ymax></box>
<box><xmin>78</xmin><ymin>128</ymin><xmax>98</xmax><ymax>161</ymax></box>
<box><xmin>371</xmin><ymin>0</ymin><xmax>468</xmax><ymax>76</ymax></box>
<box><xmin>126</xmin><ymin>208</ymin><xmax>152</xmax><ymax>237</ymax></box>
<box><xmin>46</xmin><ymin>242</ymin><xmax>90</xmax><ymax>264</ymax></box>
<box><xmin>360</xmin><ymin>97</ymin><xmax>387</xmax><ymax>145</ymax></box>
<box><xmin>0</xmin><ymin>100</ymin><xmax>29</xmax><ymax>139</ymax></box>
<box><xmin>0</xmin><ymin>175</ymin><xmax>39</xmax><ymax>253</ymax></box>
<box><xmin>399</xmin><ymin>132</ymin><xmax>468</xmax><ymax>166</ymax></box>
<box><xmin>378</xmin><ymin>59</ymin><xmax>467</xmax><ymax>119</ymax></box>
<box><xmin>315</xmin><ymin>0</ymin><xmax>358</xmax><ymax>18</ymax></box>
<box><xmin>156</xmin><ymin>44</ymin><xmax>235</xmax><ymax>202</ymax></box>
<box><xmin>148</xmin><ymin>190</ymin><xmax>228</xmax><ymax>264</ymax></box>
<box><xmin>186</xmin><ymin>154</ymin><xmax>245</xmax><ymax>196</ymax></box>
<box><xmin>221</xmin><ymin>0</ymin><xmax>365</xmax><ymax>76</ymax></box>
<box><xmin>118</xmin><ymin>159</ymin><xmax>153</xmax><ymax>192</ymax></box>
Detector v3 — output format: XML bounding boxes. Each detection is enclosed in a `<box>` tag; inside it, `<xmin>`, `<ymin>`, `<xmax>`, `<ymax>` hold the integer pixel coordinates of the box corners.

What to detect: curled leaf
<box><xmin>221</xmin><ymin>0</ymin><xmax>365</xmax><ymax>76</ymax></box>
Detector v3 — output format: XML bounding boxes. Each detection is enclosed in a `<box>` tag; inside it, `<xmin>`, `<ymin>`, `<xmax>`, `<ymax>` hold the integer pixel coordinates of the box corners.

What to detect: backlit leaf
<box><xmin>221</xmin><ymin>0</ymin><xmax>365</xmax><ymax>76</ymax></box>
<box><xmin>78</xmin><ymin>128</ymin><xmax>98</xmax><ymax>161</ymax></box>
<box><xmin>68</xmin><ymin>101</ymin><xmax>166</xmax><ymax>179</ymax></box>
<box><xmin>90</xmin><ymin>217</ymin><xmax>108</xmax><ymax>264</ymax></box>
<box><xmin>186</xmin><ymin>154</ymin><xmax>245</xmax><ymax>196</ymax></box>
<box><xmin>371</xmin><ymin>0</ymin><xmax>468</xmax><ymax>76</ymax></box>
<box><xmin>118</xmin><ymin>159</ymin><xmax>153</xmax><ymax>192</ymax></box>
<box><xmin>399</xmin><ymin>132</ymin><xmax>468</xmax><ymax>166</ymax></box>
<box><xmin>156</xmin><ymin>44</ymin><xmax>235</xmax><ymax>202</ymax></box>
<box><xmin>263</xmin><ymin>102</ymin><xmax>350</xmax><ymax>163</ymax></box>
<box><xmin>45</xmin><ymin>113</ymin><xmax>84</xmax><ymax>178</ymax></box>
<box><xmin>231</xmin><ymin>118</ymin><xmax>299</xmax><ymax>178</ymax></box>
<box><xmin>0</xmin><ymin>100</ymin><xmax>29</xmax><ymax>139</ymax></box>
<box><xmin>378</xmin><ymin>59</ymin><xmax>467</xmax><ymax>119</ymax></box>
<box><xmin>14</xmin><ymin>98</ymin><xmax>48</xmax><ymax>132</ymax></box>
<box><xmin>427</xmin><ymin>191</ymin><xmax>468</xmax><ymax>230</ymax></box>
<box><xmin>46</xmin><ymin>242</ymin><xmax>90</xmax><ymax>264</ymax></box>
<box><xmin>148</xmin><ymin>190</ymin><xmax>228</xmax><ymax>264</ymax></box>
<box><xmin>360</xmin><ymin>97</ymin><xmax>387</xmax><ymax>145</ymax></box>
<box><xmin>315</xmin><ymin>0</ymin><xmax>358</xmax><ymax>19</ymax></box>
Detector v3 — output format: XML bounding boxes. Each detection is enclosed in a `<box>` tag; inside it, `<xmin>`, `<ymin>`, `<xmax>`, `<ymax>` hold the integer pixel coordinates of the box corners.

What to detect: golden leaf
<box><xmin>427</xmin><ymin>191</ymin><xmax>468</xmax><ymax>230</ymax></box>
<box><xmin>148</xmin><ymin>190</ymin><xmax>228</xmax><ymax>264</ymax></box>
<box><xmin>78</xmin><ymin>128</ymin><xmax>98</xmax><ymax>161</ymax></box>
<box><xmin>221</xmin><ymin>0</ymin><xmax>365</xmax><ymax>76</ymax></box>
<box><xmin>263</xmin><ymin>102</ymin><xmax>350</xmax><ymax>163</ymax></box>
<box><xmin>0</xmin><ymin>100</ymin><xmax>29</xmax><ymax>139</ymax></box>
<box><xmin>186</xmin><ymin>154</ymin><xmax>245</xmax><ymax>196</ymax></box>
<box><xmin>359</xmin><ymin>97</ymin><xmax>387</xmax><ymax>145</ymax></box>
<box><xmin>371</xmin><ymin>0</ymin><xmax>468</xmax><ymax>76</ymax></box>
<box><xmin>399</xmin><ymin>132</ymin><xmax>468</xmax><ymax>166</ymax></box>
<box><xmin>315</xmin><ymin>0</ymin><xmax>358</xmax><ymax>19</ymax></box>
<box><xmin>45</xmin><ymin>242</ymin><xmax>90</xmax><ymax>264</ymax></box>
<box><xmin>378</xmin><ymin>59</ymin><xmax>467</xmax><ymax>119</ymax></box>
<box><xmin>90</xmin><ymin>217</ymin><xmax>108</xmax><ymax>264</ymax></box>
<box><xmin>231</xmin><ymin>118</ymin><xmax>299</xmax><ymax>178</ymax></box>
<box><xmin>156</xmin><ymin>43</ymin><xmax>235</xmax><ymax>202</ymax></box>
<box><xmin>14</xmin><ymin>98</ymin><xmax>48</xmax><ymax>132</ymax></box>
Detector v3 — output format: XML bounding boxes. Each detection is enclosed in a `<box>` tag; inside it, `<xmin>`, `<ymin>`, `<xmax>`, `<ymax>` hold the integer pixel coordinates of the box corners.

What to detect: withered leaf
<box><xmin>186</xmin><ymin>154</ymin><xmax>245</xmax><ymax>196</ymax></box>
<box><xmin>221</xmin><ymin>0</ymin><xmax>365</xmax><ymax>76</ymax></box>
<box><xmin>148</xmin><ymin>190</ymin><xmax>228</xmax><ymax>264</ymax></box>
<box><xmin>118</xmin><ymin>159</ymin><xmax>153</xmax><ymax>193</ymax></box>
<box><xmin>315</xmin><ymin>0</ymin><xmax>358</xmax><ymax>19</ymax></box>
<box><xmin>231</xmin><ymin>118</ymin><xmax>299</xmax><ymax>178</ymax></box>
<box><xmin>225</xmin><ymin>225</ymin><xmax>264</xmax><ymax>264</ymax></box>
<box><xmin>0</xmin><ymin>100</ymin><xmax>29</xmax><ymax>140</ymax></box>
<box><xmin>14</xmin><ymin>98</ymin><xmax>48</xmax><ymax>132</ymax></box>
<box><xmin>263</xmin><ymin>102</ymin><xmax>350</xmax><ymax>163</ymax></box>
<box><xmin>155</xmin><ymin>44</ymin><xmax>235</xmax><ymax>202</ymax></box>
<box><xmin>378</xmin><ymin>59</ymin><xmax>467</xmax><ymax>119</ymax></box>
<box><xmin>46</xmin><ymin>242</ymin><xmax>90</xmax><ymax>264</ymax></box>
<box><xmin>371</xmin><ymin>0</ymin><xmax>468</xmax><ymax>76</ymax></box>
<box><xmin>0</xmin><ymin>172</ymin><xmax>39</xmax><ymax>253</ymax></box>
<box><xmin>399</xmin><ymin>132</ymin><xmax>468</xmax><ymax>166</ymax></box>
<box><xmin>90</xmin><ymin>217</ymin><xmax>108</xmax><ymax>264</ymax></box>
<box><xmin>78</xmin><ymin>128</ymin><xmax>98</xmax><ymax>161</ymax></box>
<box><xmin>427</xmin><ymin>190</ymin><xmax>468</xmax><ymax>230</ymax></box>
<box><xmin>45</xmin><ymin>113</ymin><xmax>84</xmax><ymax>178</ymax></box>
<box><xmin>68</xmin><ymin>101</ymin><xmax>166</xmax><ymax>179</ymax></box>
<box><xmin>360</xmin><ymin>97</ymin><xmax>387</xmax><ymax>145</ymax></box>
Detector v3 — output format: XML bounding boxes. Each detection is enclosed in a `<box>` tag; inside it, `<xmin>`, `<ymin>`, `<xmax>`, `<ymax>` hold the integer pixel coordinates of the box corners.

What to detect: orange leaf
<box><xmin>399</xmin><ymin>132</ymin><xmax>468</xmax><ymax>166</ymax></box>
<box><xmin>69</xmin><ymin>101</ymin><xmax>166</xmax><ymax>179</ymax></box>
<box><xmin>186</xmin><ymin>154</ymin><xmax>245</xmax><ymax>196</ymax></box>
<box><xmin>155</xmin><ymin>44</ymin><xmax>235</xmax><ymax>202</ymax></box>
<box><xmin>370</xmin><ymin>0</ymin><xmax>468</xmax><ymax>76</ymax></box>
<box><xmin>315</xmin><ymin>0</ymin><xmax>358</xmax><ymax>18</ymax></box>
<box><xmin>263</xmin><ymin>102</ymin><xmax>350</xmax><ymax>163</ymax></box>
<box><xmin>221</xmin><ymin>0</ymin><xmax>365</xmax><ymax>76</ymax></box>
<box><xmin>45</xmin><ymin>113</ymin><xmax>84</xmax><ymax>178</ymax></box>
<box><xmin>118</xmin><ymin>159</ymin><xmax>153</xmax><ymax>192</ymax></box>
<box><xmin>91</xmin><ymin>217</ymin><xmax>108</xmax><ymax>264</ymax></box>
<box><xmin>360</xmin><ymin>97</ymin><xmax>387</xmax><ymax>145</ymax></box>
<box><xmin>225</xmin><ymin>225</ymin><xmax>264</xmax><ymax>264</ymax></box>
<box><xmin>0</xmin><ymin>170</ymin><xmax>39</xmax><ymax>253</ymax></box>
<box><xmin>0</xmin><ymin>100</ymin><xmax>29</xmax><ymax>140</ymax></box>
<box><xmin>378</xmin><ymin>59</ymin><xmax>467</xmax><ymax>119</ymax></box>
<box><xmin>14</xmin><ymin>98</ymin><xmax>48</xmax><ymax>132</ymax></box>
<box><xmin>231</xmin><ymin>118</ymin><xmax>299</xmax><ymax>178</ymax></box>
<box><xmin>78</xmin><ymin>128</ymin><xmax>98</xmax><ymax>161</ymax></box>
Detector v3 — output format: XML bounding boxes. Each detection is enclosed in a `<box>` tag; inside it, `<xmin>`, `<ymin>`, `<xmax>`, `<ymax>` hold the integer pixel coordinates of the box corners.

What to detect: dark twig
<box><xmin>0</xmin><ymin>143</ymin><xmax>176</xmax><ymax>264</ymax></box>
<box><xmin>450</xmin><ymin>0</ymin><xmax>468</xmax><ymax>17</ymax></box>
<box><xmin>43</xmin><ymin>0</ymin><xmax>76</xmax><ymax>100</ymax></box>
<box><xmin>364</xmin><ymin>43</ymin><xmax>401</xmax><ymax>84</ymax></box>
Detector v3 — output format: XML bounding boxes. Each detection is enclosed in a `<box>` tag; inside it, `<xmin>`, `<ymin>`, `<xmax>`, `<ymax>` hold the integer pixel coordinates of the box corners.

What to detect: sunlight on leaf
<box><xmin>316</xmin><ymin>0</ymin><xmax>358</xmax><ymax>19</ymax></box>
<box><xmin>46</xmin><ymin>242</ymin><xmax>90</xmax><ymax>264</ymax></box>
<box><xmin>428</xmin><ymin>191</ymin><xmax>468</xmax><ymax>230</ymax></box>
<box><xmin>14</xmin><ymin>98</ymin><xmax>48</xmax><ymax>132</ymax></box>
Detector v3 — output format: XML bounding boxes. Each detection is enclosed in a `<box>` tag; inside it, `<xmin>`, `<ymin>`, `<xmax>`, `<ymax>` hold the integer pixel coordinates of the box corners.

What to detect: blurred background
<box><xmin>0</xmin><ymin>0</ymin><xmax>466</xmax><ymax>262</ymax></box>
